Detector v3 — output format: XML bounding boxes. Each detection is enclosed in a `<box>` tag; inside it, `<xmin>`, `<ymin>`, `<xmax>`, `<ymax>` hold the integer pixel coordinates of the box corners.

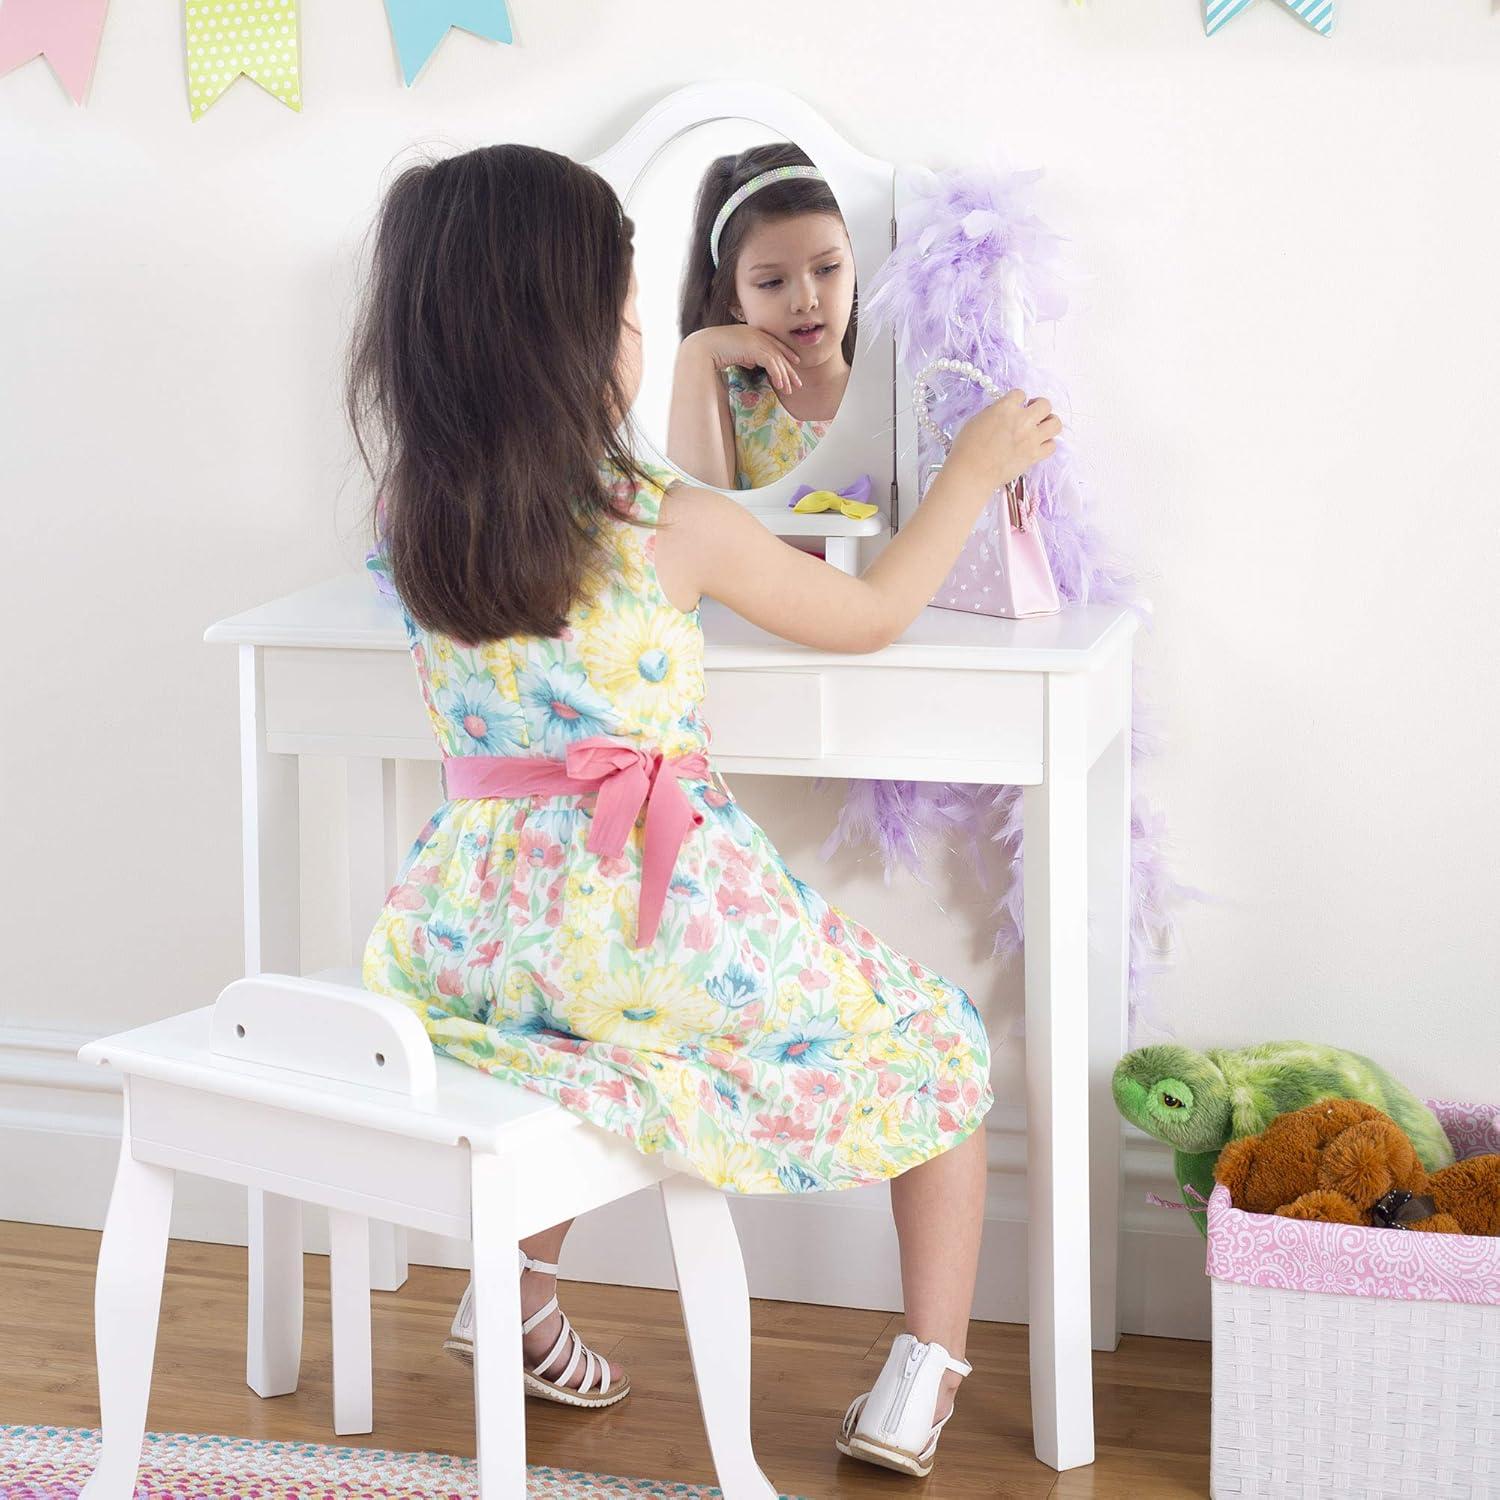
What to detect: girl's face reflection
<box><xmin>730</xmin><ymin>213</ymin><xmax>855</xmax><ymax>372</ymax></box>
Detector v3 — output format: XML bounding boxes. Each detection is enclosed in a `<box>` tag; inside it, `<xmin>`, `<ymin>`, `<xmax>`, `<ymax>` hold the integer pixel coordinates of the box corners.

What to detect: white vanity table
<box><xmin>205</xmin><ymin>575</ymin><xmax>1136</xmax><ymax>1473</ymax></box>
<box><xmin>202</xmin><ymin>79</ymin><xmax>1145</xmax><ymax>1476</ymax></box>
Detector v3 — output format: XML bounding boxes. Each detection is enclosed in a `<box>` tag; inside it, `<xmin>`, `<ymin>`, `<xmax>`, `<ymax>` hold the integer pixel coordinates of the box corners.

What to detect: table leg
<box><xmin>1022</xmin><ymin>671</ymin><xmax>1094</xmax><ymax>1472</ymax></box>
<box><xmin>239</xmin><ymin>644</ymin><xmax>301</xmax><ymax>976</ymax></box>
<box><xmin>239</xmin><ymin>644</ymin><xmax>307</xmax><ymax>1392</ymax></box>
<box><xmin>345</xmin><ymin>757</ymin><xmax>409</xmax><ymax>1294</ymax></box>
<box><xmin>823</xmin><ymin>536</ymin><xmax>860</xmax><ymax>576</ymax></box>
<box><xmin>367</xmin><ymin>1223</ymin><xmax>409</xmax><ymax>1295</ymax></box>
<box><xmin>345</xmin><ymin>756</ymin><xmax>398</xmax><ymax>969</ymax></box>
<box><xmin>1087</xmin><ymin>644</ymin><xmax>1132</xmax><ymax>1354</ymax></box>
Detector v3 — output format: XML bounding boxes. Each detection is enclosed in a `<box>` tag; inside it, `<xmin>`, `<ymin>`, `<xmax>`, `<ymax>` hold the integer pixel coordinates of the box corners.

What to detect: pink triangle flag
<box><xmin>0</xmin><ymin>0</ymin><xmax>112</xmax><ymax>104</ymax></box>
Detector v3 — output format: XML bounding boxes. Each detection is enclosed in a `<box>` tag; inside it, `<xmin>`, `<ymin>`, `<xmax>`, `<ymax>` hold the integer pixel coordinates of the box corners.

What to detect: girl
<box><xmin>346</xmin><ymin>143</ymin><xmax>1059</xmax><ymax>1479</ymax></box>
<box><xmin>668</xmin><ymin>143</ymin><xmax>854</xmax><ymax>490</ymax></box>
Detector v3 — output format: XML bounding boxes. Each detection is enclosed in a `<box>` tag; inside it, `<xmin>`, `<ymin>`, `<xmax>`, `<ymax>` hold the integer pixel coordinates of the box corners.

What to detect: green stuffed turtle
<box><xmin>1112</xmin><ymin>1041</ymin><xmax>1455</xmax><ymax>1236</ymax></box>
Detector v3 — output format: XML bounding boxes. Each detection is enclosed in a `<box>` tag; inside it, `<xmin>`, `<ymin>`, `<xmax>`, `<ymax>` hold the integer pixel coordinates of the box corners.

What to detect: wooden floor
<box><xmin>0</xmin><ymin>1221</ymin><xmax>1210</xmax><ymax>1498</ymax></box>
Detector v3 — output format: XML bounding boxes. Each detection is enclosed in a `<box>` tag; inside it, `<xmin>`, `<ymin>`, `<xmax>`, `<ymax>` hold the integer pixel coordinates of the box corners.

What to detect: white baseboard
<box><xmin>0</xmin><ymin>1025</ymin><xmax>1210</xmax><ymax>1342</ymax></box>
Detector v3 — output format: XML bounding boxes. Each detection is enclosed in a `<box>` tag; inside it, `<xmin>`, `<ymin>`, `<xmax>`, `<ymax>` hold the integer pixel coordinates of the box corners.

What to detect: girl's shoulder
<box><xmin>597</xmin><ymin>454</ymin><xmax>682</xmax><ymax>522</ymax></box>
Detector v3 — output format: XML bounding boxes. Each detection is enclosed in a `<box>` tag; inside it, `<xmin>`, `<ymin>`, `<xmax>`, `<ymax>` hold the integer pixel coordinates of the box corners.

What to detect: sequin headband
<box><xmin>709</xmin><ymin>165</ymin><xmax>827</xmax><ymax>269</ymax></box>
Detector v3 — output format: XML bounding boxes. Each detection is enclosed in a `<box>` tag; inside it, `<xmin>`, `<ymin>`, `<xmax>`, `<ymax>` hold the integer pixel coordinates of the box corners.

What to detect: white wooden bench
<box><xmin>76</xmin><ymin>972</ymin><xmax>774</xmax><ymax>1499</ymax></box>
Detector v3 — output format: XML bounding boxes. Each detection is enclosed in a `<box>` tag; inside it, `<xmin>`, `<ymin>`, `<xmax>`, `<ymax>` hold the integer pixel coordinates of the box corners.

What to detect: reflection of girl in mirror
<box><xmin>669</xmin><ymin>143</ymin><xmax>857</xmax><ymax>490</ymax></box>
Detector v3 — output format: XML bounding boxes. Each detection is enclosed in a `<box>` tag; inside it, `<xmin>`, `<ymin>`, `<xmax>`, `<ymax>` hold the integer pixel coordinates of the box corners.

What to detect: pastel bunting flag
<box><xmin>382</xmin><ymin>0</ymin><xmax>513</xmax><ymax>87</ymax></box>
<box><xmin>0</xmin><ymin>0</ymin><xmax>112</xmax><ymax>104</ymax></box>
<box><xmin>1205</xmin><ymin>0</ymin><xmax>1335</xmax><ymax>35</ymax></box>
<box><xmin>185</xmin><ymin>0</ymin><xmax>301</xmax><ymax>121</ymax></box>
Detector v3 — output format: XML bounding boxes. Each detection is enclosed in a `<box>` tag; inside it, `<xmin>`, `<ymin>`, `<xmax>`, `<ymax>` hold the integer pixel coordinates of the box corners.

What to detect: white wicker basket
<box><xmin>1207</xmin><ymin>1100</ymin><xmax>1500</xmax><ymax>1499</ymax></box>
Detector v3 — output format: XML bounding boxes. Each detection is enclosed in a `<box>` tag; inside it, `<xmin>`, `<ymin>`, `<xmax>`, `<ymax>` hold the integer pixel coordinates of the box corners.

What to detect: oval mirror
<box><xmin>624</xmin><ymin>118</ymin><xmax>858</xmax><ymax>493</ymax></box>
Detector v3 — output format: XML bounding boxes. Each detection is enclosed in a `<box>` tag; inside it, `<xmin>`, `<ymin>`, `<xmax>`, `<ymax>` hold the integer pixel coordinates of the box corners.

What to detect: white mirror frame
<box><xmin>588</xmin><ymin>83</ymin><xmax>896</xmax><ymax>575</ymax></box>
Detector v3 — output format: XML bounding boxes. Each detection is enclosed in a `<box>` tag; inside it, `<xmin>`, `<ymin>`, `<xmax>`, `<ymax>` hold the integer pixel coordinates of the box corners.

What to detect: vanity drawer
<box><xmin>707</xmin><ymin>665</ymin><xmax>1043</xmax><ymax>784</ymax></box>
<box><xmin>703</xmin><ymin>669</ymin><xmax>824</xmax><ymax>759</ymax></box>
<box><xmin>264</xmin><ymin>647</ymin><xmax>436</xmax><ymax>757</ymax></box>
<box><xmin>261</xmin><ymin>649</ymin><xmax>1042</xmax><ymax>785</ymax></box>
<box><xmin>826</xmin><ymin>667</ymin><xmax>1040</xmax><ymax>765</ymax></box>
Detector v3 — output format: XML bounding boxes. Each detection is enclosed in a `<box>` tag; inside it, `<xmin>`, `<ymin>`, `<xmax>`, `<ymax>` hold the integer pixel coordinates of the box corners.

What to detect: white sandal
<box><xmin>442</xmin><ymin>1248</ymin><xmax>630</xmax><ymax>1409</ymax></box>
<box><xmin>836</xmin><ymin>1332</ymin><xmax>972</xmax><ymax>1478</ymax></box>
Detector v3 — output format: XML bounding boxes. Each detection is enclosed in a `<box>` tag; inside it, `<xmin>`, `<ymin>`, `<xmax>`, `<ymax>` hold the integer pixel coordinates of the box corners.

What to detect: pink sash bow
<box><xmin>443</xmin><ymin>736</ymin><xmax>709</xmax><ymax>950</ymax></box>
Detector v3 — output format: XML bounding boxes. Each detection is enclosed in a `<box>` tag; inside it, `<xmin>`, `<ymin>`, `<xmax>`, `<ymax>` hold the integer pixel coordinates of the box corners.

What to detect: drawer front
<box><xmin>825</xmin><ymin>667</ymin><xmax>1041</xmax><ymax>765</ymax></box>
<box><xmin>704</xmin><ymin>668</ymin><xmax>825</xmax><ymax>759</ymax></box>
<box><xmin>709</xmin><ymin>666</ymin><xmax>1042</xmax><ymax>784</ymax></box>
<box><xmin>267</xmin><ymin>653</ymin><xmax>836</xmax><ymax>764</ymax></box>
<box><xmin>261</xmin><ymin>650</ymin><xmax>1043</xmax><ymax>784</ymax></box>
<box><xmin>265</xmin><ymin>647</ymin><xmax>435</xmax><ymax>757</ymax></box>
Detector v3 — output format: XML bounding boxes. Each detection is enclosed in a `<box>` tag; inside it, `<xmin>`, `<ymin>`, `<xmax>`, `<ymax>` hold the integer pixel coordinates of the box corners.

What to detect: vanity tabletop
<box><xmin>205</xmin><ymin>572</ymin><xmax>1139</xmax><ymax>674</ymax></box>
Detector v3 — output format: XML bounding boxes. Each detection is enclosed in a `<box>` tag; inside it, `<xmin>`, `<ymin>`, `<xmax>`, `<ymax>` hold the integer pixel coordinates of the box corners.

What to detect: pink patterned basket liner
<box><xmin>1206</xmin><ymin>1099</ymin><xmax>1500</xmax><ymax>1307</ymax></box>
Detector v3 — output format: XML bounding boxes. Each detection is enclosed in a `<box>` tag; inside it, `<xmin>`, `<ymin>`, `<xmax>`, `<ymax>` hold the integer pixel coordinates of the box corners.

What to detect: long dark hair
<box><xmin>345</xmin><ymin>143</ymin><xmax>649</xmax><ymax>646</ymax></box>
<box><xmin>678</xmin><ymin>142</ymin><xmax>857</xmax><ymax>366</ymax></box>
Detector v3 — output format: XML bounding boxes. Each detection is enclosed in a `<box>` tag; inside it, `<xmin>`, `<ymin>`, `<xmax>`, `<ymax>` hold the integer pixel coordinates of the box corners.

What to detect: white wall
<box><xmin>3</xmin><ymin>0</ymin><xmax>1498</xmax><ymax>1337</ymax></box>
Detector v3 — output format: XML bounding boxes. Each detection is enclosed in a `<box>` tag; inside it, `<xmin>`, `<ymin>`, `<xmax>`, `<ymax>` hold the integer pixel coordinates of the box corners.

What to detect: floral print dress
<box><xmin>362</xmin><ymin>457</ymin><xmax>993</xmax><ymax>1195</ymax></box>
<box><xmin>723</xmin><ymin>364</ymin><xmax>830</xmax><ymax>490</ymax></box>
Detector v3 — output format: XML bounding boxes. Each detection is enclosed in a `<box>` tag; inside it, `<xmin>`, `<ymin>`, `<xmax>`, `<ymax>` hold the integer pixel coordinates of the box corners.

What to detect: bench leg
<box><xmin>328</xmin><ymin>1209</ymin><xmax>374</xmax><ymax>1435</ymax></box>
<box><xmin>80</xmin><ymin>1115</ymin><xmax>175</xmax><ymax>1500</ymax></box>
<box><xmin>247</xmin><ymin>1191</ymin><xmax>304</xmax><ymax>1397</ymax></box>
<box><xmin>659</xmin><ymin>1175</ymin><xmax>776</xmax><ymax>1500</ymax></box>
<box><xmin>470</xmin><ymin>1153</ymin><xmax>526</xmax><ymax>1500</ymax></box>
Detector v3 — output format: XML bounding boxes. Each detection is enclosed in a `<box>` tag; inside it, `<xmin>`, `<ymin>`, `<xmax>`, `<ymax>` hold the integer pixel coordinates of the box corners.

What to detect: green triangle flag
<box><xmin>185</xmin><ymin>0</ymin><xmax>302</xmax><ymax>121</ymax></box>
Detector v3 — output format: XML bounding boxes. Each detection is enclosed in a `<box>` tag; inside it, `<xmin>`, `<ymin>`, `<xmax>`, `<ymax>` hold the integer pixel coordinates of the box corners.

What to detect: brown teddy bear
<box><xmin>1428</xmin><ymin>1155</ymin><xmax>1500</xmax><ymax>1238</ymax></box>
<box><xmin>1214</xmin><ymin>1098</ymin><xmax>1500</xmax><ymax>1236</ymax></box>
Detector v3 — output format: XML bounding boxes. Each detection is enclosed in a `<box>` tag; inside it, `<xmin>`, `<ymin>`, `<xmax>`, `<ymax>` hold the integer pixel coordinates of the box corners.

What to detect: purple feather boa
<box><xmin>818</xmin><ymin>164</ymin><xmax>1196</xmax><ymax>1030</ymax></box>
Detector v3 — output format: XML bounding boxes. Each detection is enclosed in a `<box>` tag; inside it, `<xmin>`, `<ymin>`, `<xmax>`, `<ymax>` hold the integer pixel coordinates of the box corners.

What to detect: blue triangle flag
<box><xmin>383</xmin><ymin>0</ymin><xmax>513</xmax><ymax>86</ymax></box>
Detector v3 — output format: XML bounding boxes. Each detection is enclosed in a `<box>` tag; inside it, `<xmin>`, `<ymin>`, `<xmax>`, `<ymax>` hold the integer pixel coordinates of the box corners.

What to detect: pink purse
<box><xmin>913</xmin><ymin>359</ymin><xmax>1060</xmax><ymax>620</ymax></box>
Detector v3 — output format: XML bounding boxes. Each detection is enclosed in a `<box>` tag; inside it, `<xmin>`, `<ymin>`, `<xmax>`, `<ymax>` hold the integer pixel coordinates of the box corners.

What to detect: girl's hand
<box><xmin>947</xmin><ymin>390</ymin><xmax>1062</xmax><ymax>491</ymax></box>
<box><xmin>685</xmin><ymin>324</ymin><xmax>803</xmax><ymax>395</ymax></box>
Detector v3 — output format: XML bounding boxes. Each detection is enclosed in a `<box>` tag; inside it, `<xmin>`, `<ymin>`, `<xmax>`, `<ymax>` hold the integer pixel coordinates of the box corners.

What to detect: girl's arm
<box><xmin>665</xmin><ymin>326</ymin><xmax>805</xmax><ymax>492</ymax></box>
<box><xmin>665</xmin><ymin>332</ymin><xmax>737</xmax><ymax>490</ymax></box>
<box><xmin>655</xmin><ymin>391</ymin><xmax>1061</xmax><ymax>654</ymax></box>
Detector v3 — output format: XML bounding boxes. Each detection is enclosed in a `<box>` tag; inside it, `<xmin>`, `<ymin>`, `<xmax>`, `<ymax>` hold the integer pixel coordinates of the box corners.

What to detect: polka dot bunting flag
<box><xmin>184</xmin><ymin>0</ymin><xmax>301</xmax><ymax>121</ymax></box>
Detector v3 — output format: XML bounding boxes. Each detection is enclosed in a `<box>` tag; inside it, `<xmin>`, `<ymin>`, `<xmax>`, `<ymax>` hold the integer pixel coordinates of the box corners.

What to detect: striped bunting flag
<box><xmin>1205</xmin><ymin>0</ymin><xmax>1335</xmax><ymax>36</ymax></box>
